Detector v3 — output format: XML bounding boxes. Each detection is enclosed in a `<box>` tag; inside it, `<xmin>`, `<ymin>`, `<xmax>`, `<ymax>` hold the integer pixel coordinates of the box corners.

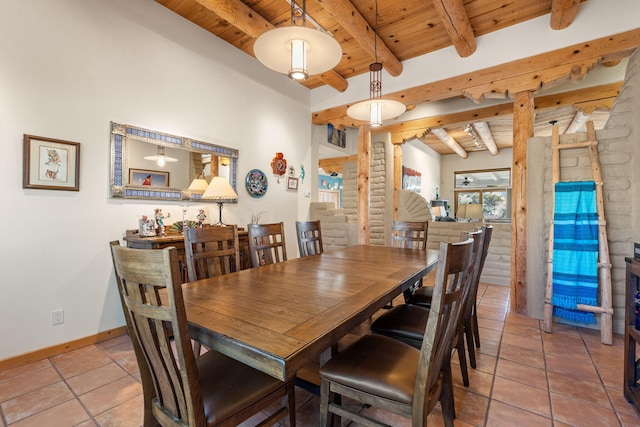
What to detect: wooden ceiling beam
<box><xmin>319</xmin><ymin>154</ymin><xmax>357</xmax><ymax>174</ymax></box>
<box><xmin>473</xmin><ymin>122</ymin><xmax>498</xmax><ymax>155</ymax></box>
<box><xmin>378</xmin><ymin>82</ymin><xmax>621</xmax><ymax>146</ymax></box>
<box><xmin>314</xmin><ymin>0</ymin><xmax>402</xmax><ymax>77</ymax></box>
<box><xmin>550</xmin><ymin>0</ymin><xmax>581</xmax><ymax>30</ymax></box>
<box><xmin>431</xmin><ymin>0</ymin><xmax>476</xmax><ymax>57</ymax></box>
<box><xmin>195</xmin><ymin>0</ymin><xmax>348</xmax><ymax>92</ymax></box>
<box><xmin>311</xmin><ymin>29</ymin><xmax>640</xmax><ymax>124</ymax></box>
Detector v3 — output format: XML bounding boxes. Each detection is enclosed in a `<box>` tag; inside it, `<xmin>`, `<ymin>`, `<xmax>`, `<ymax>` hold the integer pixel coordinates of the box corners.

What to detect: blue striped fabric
<box><xmin>551</xmin><ymin>181</ymin><xmax>598</xmax><ymax>324</ymax></box>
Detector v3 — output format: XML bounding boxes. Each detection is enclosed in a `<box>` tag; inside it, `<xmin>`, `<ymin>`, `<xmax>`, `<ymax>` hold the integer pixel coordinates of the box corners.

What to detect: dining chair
<box><xmin>391</xmin><ymin>220</ymin><xmax>428</xmax><ymax>249</ymax></box>
<box><xmin>184</xmin><ymin>225</ymin><xmax>240</xmax><ymax>282</ymax></box>
<box><xmin>406</xmin><ymin>226</ymin><xmax>494</xmax><ymax>366</ymax></box>
<box><xmin>295</xmin><ymin>220</ymin><xmax>324</xmax><ymax>257</ymax></box>
<box><xmin>370</xmin><ymin>229</ymin><xmax>485</xmax><ymax>388</ymax></box>
<box><xmin>109</xmin><ymin>242</ymin><xmax>296</xmax><ymax>427</ymax></box>
<box><xmin>389</xmin><ymin>220</ymin><xmax>429</xmax><ymax>306</ymax></box>
<box><xmin>183</xmin><ymin>225</ymin><xmax>240</xmax><ymax>356</ymax></box>
<box><xmin>247</xmin><ymin>222</ymin><xmax>287</xmax><ymax>267</ymax></box>
<box><xmin>319</xmin><ymin>238</ymin><xmax>473</xmax><ymax>427</ymax></box>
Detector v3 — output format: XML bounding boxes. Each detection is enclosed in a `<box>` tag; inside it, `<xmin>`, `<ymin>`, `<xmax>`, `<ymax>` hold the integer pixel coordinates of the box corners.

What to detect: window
<box><xmin>454</xmin><ymin>168</ymin><xmax>511</xmax><ymax>221</ymax></box>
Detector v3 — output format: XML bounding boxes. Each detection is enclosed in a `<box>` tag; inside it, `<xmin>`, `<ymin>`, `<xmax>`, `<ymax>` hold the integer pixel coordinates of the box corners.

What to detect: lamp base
<box><xmin>213</xmin><ymin>201</ymin><xmax>227</xmax><ymax>227</ymax></box>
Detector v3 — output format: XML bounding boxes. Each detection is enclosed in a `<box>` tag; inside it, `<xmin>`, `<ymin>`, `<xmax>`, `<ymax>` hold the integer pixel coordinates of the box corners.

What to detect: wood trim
<box><xmin>312</xmin><ymin>29</ymin><xmax>640</xmax><ymax>126</ymax></box>
<box><xmin>0</xmin><ymin>326</ymin><xmax>128</xmax><ymax>372</ymax></box>
<box><xmin>511</xmin><ymin>91</ymin><xmax>534</xmax><ymax>314</ymax></box>
<box><xmin>319</xmin><ymin>155</ymin><xmax>358</xmax><ymax>175</ymax></box>
<box><xmin>393</xmin><ymin>145</ymin><xmax>402</xmax><ymax>220</ymax></box>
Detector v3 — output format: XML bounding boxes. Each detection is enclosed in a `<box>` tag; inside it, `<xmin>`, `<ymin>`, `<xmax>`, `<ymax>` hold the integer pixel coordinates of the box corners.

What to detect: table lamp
<box><xmin>202</xmin><ymin>176</ymin><xmax>238</xmax><ymax>226</ymax></box>
<box><xmin>466</xmin><ymin>204</ymin><xmax>483</xmax><ymax>222</ymax></box>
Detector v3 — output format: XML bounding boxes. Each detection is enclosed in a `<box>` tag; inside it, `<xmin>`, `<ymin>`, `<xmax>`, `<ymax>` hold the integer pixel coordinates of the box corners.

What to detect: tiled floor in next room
<box><xmin>1</xmin><ymin>283</ymin><xmax>639</xmax><ymax>426</ymax></box>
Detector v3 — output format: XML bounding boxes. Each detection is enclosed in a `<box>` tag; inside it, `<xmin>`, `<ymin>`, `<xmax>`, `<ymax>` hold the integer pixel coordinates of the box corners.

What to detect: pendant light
<box><xmin>144</xmin><ymin>145</ymin><xmax>177</xmax><ymax>167</ymax></box>
<box><xmin>347</xmin><ymin>0</ymin><xmax>405</xmax><ymax>126</ymax></box>
<box><xmin>253</xmin><ymin>0</ymin><xmax>342</xmax><ymax>81</ymax></box>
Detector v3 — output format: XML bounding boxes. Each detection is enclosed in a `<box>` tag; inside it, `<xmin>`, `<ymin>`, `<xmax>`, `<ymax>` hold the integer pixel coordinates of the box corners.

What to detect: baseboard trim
<box><xmin>0</xmin><ymin>326</ymin><xmax>128</xmax><ymax>372</ymax></box>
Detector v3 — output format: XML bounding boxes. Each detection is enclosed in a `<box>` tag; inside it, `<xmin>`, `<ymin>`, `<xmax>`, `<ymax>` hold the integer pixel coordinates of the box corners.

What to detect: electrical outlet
<box><xmin>52</xmin><ymin>309</ymin><xmax>64</xmax><ymax>326</ymax></box>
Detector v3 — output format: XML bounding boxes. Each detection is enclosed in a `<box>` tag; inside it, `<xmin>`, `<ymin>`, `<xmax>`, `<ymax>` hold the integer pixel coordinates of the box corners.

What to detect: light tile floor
<box><xmin>1</xmin><ymin>283</ymin><xmax>639</xmax><ymax>426</ymax></box>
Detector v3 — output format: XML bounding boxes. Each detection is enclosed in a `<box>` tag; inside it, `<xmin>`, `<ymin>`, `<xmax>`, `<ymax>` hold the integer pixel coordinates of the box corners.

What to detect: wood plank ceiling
<box><xmin>155</xmin><ymin>0</ymin><xmax>639</xmax><ymax>157</ymax></box>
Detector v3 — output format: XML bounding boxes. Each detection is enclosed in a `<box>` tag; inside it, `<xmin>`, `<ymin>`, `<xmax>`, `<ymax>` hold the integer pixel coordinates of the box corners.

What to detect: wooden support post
<box><xmin>357</xmin><ymin>125</ymin><xmax>371</xmax><ymax>244</ymax></box>
<box><xmin>393</xmin><ymin>144</ymin><xmax>402</xmax><ymax>221</ymax></box>
<box><xmin>544</xmin><ymin>123</ymin><xmax>561</xmax><ymax>333</ymax></box>
<box><xmin>511</xmin><ymin>91</ymin><xmax>534</xmax><ymax>314</ymax></box>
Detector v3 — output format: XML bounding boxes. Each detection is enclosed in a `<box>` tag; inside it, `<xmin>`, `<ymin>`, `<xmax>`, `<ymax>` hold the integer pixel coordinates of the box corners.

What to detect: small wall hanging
<box><xmin>246</xmin><ymin>169</ymin><xmax>268</xmax><ymax>198</ymax></box>
<box><xmin>271</xmin><ymin>152</ymin><xmax>287</xmax><ymax>183</ymax></box>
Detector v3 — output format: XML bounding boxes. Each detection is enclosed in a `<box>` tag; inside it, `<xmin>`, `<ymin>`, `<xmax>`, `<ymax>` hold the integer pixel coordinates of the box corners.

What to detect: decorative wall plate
<box><xmin>245</xmin><ymin>169</ymin><xmax>268</xmax><ymax>198</ymax></box>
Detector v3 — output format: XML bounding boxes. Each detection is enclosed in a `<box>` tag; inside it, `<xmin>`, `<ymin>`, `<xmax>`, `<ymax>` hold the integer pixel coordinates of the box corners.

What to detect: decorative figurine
<box><xmin>155</xmin><ymin>208</ymin><xmax>165</xmax><ymax>236</ymax></box>
<box><xmin>196</xmin><ymin>209</ymin><xmax>207</xmax><ymax>228</ymax></box>
<box><xmin>299</xmin><ymin>164</ymin><xmax>305</xmax><ymax>183</ymax></box>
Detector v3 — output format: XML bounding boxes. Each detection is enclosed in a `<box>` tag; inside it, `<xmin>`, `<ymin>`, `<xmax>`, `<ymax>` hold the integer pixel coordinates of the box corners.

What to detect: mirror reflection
<box><xmin>110</xmin><ymin>122</ymin><xmax>238</xmax><ymax>202</ymax></box>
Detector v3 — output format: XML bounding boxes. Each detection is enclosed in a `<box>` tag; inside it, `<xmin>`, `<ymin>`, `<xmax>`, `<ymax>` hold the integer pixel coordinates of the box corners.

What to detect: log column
<box><xmin>393</xmin><ymin>144</ymin><xmax>403</xmax><ymax>220</ymax></box>
<box><xmin>357</xmin><ymin>125</ymin><xmax>371</xmax><ymax>244</ymax></box>
<box><xmin>511</xmin><ymin>91</ymin><xmax>534</xmax><ymax>313</ymax></box>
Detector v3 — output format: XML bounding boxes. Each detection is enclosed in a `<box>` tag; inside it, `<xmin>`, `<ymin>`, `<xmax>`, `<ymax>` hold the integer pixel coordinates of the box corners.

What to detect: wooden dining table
<box><xmin>181</xmin><ymin>244</ymin><xmax>438</xmax><ymax>381</ymax></box>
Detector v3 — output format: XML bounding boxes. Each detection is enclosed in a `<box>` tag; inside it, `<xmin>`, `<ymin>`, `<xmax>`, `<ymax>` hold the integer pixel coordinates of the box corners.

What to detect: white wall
<box><xmin>0</xmin><ymin>0</ymin><xmax>312</xmax><ymax>360</ymax></box>
<box><xmin>439</xmin><ymin>148</ymin><xmax>514</xmax><ymax>206</ymax></box>
<box><xmin>401</xmin><ymin>139</ymin><xmax>441</xmax><ymax>200</ymax></box>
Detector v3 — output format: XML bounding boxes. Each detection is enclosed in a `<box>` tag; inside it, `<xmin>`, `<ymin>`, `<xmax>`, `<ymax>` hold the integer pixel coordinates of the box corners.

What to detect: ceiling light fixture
<box><xmin>143</xmin><ymin>145</ymin><xmax>178</xmax><ymax>167</ymax></box>
<box><xmin>346</xmin><ymin>0</ymin><xmax>405</xmax><ymax>127</ymax></box>
<box><xmin>253</xmin><ymin>0</ymin><xmax>342</xmax><ymax>81</ymax></box>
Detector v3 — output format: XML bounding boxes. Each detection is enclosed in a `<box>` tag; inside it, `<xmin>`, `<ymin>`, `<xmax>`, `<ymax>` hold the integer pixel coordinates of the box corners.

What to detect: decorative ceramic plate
<box><xmin>245</xmin><ymin>169</ymin><xmax>268</xmax><ymax>198</ymax></box>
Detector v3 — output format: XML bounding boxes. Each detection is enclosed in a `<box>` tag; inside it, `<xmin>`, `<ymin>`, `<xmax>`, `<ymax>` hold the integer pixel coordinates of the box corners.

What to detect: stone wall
<box><xmin>527</xmin><ymin>48</ymin><xmax>640</xmax><ymax>334</ymax></box>
<box><xmin>427</xmin><ymin>222</ymin><xmax>511</xmax><ymax>286</ymax></box>
<box><xmin>370</xmin><ymin>141</ymin><xmax>387</xmax><ymax>245</ymax></box>
<box><xmin>309</xmin><ymin>202</ymin><xmax>357</xmax><ymax>251</ymax></box>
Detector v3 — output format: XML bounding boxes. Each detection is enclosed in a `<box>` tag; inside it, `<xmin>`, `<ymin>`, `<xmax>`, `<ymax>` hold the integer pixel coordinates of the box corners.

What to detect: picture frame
<box><xmin>129</xmin><ymin>169</ymin><xmax>170</xmax><ymax>188</ymax></box>
<box><xmin>287</xmin><ymin>176</ymin><xmax>299</xmax><ymax>191</ymax></box>
<box><xmin>23</xmin><ymin>134</ymin><xmax>80</xmax><ymax>191</ymax></box>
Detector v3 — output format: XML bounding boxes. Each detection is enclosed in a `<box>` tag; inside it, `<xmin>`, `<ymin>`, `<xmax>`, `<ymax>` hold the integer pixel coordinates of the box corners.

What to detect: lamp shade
<box><xmin>253</xmin><ymin>26</ymin><xmax>342</xmax><ymax>79</ymax></box>
<box><xmin>188</xmin><ymin>178</ymin><xmax>209</xmax><ymax>195</ymax></box>
<box><xmin>143</xmin><ymin>145</ymin><xmax>178</xmax><ymax>167</ymax></box>
<box><xmin>466</xmin><ymin>204</ymin><xmax>483</xmax><ymax>220</ymax></box>
<box><xmin>202</xmin><ymin>176</ymin><xmax>238</xmax><ymax>201</ymax></box>
<box><xmin>346</xmin><ymin>99</ymin><xmax>406</xmax><ymax>125</ymax></box>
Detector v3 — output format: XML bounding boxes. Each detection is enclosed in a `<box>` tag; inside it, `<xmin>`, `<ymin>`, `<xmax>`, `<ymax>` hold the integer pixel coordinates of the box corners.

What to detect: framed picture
<box><xmin>287</xmin><ymin>176</ymin><xmax>299</xmax><ymax>191</ymax></box>
<box><xmin>129</xmin><ymin>169</ymin><xmax>170</xmax><ymax>187</ymax></box>
<box><xmin>23</xmin><ymin>134</ymin><xmax>80</xmax><ymax>191</ymax></box>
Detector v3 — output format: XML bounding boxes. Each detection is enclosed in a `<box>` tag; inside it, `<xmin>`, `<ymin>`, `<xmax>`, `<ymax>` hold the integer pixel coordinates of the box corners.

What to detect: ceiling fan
<box><xmin>463</xmin><ymin>176</ymin><xmax>470</xmax><ymax>186</ymax></box>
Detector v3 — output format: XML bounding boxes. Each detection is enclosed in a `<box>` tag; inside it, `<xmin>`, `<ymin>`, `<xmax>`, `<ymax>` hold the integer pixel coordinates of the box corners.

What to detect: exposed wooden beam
<box><xmin>564</xmin><ymin>111</ymin><xmax>590</xmax><ymax>134</ymax></box>
<box><xmin>311</xmin><ymin>29</ymin><xmax>640</xmax><ymax>125</ymax></box>
<box><xmin>550</xmin><ymin>0</ymin><xmax>581</xmax><ymax>30</ymax></box>
<box><xmin>431</xmin><ymin>0</ymin><xmax>476</xmax><ymax>57</ymax></box>
<box><xmin>315</xmin><ymin>0</ymin><xmax>402</xmax><ymax>77</ymax></box>
<box><xmin>373</xmin><ymin>82</ymin><xmax>621</xmax><ymax>146</ymax></box>
<box><xmin>195</xmin><ymin>0</ymin><xmax>348</xmax><ymax>92</ymax></box>
<box><xmin>473</xmin><ymin>122</ymin><xmax>498</xmax><ymax>155</ymax></box>
<box><xmin>511</xmin><ymin>91</ymin><xmax>534</xmax><ymax>314</ymax></box>
<box><xmin>318</xmin><ymin>154</ymin><xmax>357</xmax><ymax>174</ymax></box>
<box><xmin>429</xmin><ymin>128</ymin><xmax>468</xmax><ymax>158</ymax></box>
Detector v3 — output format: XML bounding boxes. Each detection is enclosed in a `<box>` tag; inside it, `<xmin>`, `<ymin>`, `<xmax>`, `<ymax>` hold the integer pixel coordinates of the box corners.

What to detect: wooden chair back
<box><xmin>391</xmin><ymin>221</ymin><xmax>428</xmax><ymax>250</ymax></box>
<box><xmin>415</xmin><ymin>238</ymin><xmax>474</xmax><ymax>419</ymax></box>
<box><xmin>247</xmin><ymin>222</ymin><xmax>287</xmax><ymax>267</ymax></box>
<box><xmin>295</xmin><ymin>220</ymin><xmax>324</xmax><ymax>257</ymax></box>
<box><xmin>184</xmin><ymin>225</ymin><xmax>240</xmax><ymax>282</ymax></box>
<box><xmin>110</xmin><ymin>242</ymin><xmax>206</xmax><ymax>426</ymax></box>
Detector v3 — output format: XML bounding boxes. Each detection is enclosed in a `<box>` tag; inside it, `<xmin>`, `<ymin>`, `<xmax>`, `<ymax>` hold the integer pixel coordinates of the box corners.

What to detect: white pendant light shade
<box><xmin>254</xmin><ymin>26</ymin><xmax>341</xmax><ymax>79</ymax></box>
<box><xmin>347</xmin><ymin>98</ymin><xmax>406</xmax><ymax>125</ymax></box>
<box><xmin>144</xmin><ymin>145</ymin><xmax>178</xmax><ymax>167</ymax></box>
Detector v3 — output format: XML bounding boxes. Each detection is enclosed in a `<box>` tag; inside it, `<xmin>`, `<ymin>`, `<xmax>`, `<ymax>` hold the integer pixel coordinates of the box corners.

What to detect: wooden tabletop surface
<box><xmin>181</xmin><ymin>245</ymin><xmax>438</xmax><ymax>381</ymax></box>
